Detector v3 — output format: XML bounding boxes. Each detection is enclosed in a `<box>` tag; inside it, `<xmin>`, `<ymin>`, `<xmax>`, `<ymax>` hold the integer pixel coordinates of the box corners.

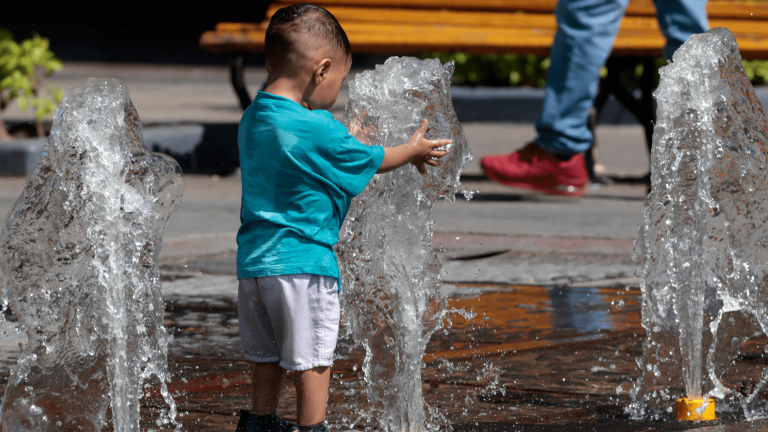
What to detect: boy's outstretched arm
<box><xmin>378</xmin><ymin>119</ymin><xmax>452</xmax><ymax>174</ymax></box>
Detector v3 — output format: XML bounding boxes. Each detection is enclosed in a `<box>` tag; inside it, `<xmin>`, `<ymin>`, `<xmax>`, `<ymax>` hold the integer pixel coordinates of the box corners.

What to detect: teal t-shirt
<box><xmin>236</xmin><ymin>91</ymin><xmax>384</xmax><ymax>282</ymax></box>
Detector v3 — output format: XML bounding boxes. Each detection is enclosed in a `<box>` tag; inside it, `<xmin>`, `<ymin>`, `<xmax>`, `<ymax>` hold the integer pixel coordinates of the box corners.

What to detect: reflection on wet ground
<box><xmin>1</xmin><ymin>281</ymin><xmax>768</xmax><ymax>431</ymax></box>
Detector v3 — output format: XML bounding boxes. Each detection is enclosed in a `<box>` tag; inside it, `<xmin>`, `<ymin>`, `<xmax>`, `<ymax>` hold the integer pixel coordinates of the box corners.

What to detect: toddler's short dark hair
<box><xmin>265</xmin><ymin>4</ymin><xmax>352</xmax><ymax>64</ymax></box>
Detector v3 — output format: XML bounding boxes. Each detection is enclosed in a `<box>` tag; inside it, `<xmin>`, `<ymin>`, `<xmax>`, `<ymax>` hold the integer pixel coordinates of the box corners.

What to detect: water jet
<box><xmin>0</xmin><ymin>78</ymin><xmax>181</xmax><ymax>431</ymax></box>
<box><xmin>632</xmin><ymin>27</ymin><xmax>768</xmax><ymax>420</ymax></box>
<box><xmin>337</xmin><ymin>57</ymin><xmax>471</xmax><ymax>432</ymax></box>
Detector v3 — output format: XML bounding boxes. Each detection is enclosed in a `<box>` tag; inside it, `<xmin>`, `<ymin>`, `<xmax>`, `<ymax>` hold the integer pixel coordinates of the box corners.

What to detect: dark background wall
<box><xmin>1</xmin><ymin>2</ymin><xmax>274</xmax><ymax>64</ymax></box>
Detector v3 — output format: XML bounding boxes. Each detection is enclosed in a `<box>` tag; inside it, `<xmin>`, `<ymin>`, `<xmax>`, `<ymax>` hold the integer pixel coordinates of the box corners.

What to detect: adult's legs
<box><xmin>536</xmin><ymin>0</ymin><xmax>631</xmax><ymax>158</ymax></box>
<box><xmin>481</xmin><ymin>0</ymin><xmax>631</xmax><ymax>195</ymax></box>
<box><xmin>653</xmin><ymin>0</ymin><xmax>709</xmax><ymax>60</ymax></box>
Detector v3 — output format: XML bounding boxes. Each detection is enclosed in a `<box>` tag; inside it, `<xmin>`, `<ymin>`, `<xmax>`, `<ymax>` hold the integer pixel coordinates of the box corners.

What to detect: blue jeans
<box><xmin>535</xmin><ymin>0</ymin><xmax>709</xmax><ymax>158</ymax></box>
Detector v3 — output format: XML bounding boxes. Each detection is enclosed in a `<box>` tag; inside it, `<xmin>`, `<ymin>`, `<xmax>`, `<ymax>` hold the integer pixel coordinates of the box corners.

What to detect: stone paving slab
<box><xmin>443</xmin><ymin>249</ymin><xmax>637</xmax><ymax>286</ymax></box>
<box><xmin>432</xmin><ymin>183</ymin><xmax>646</xmax><ymax>240</ymax></box>
<box><xmin>436</xmin><ymin>234</ymin><xmax>638</xmax><ymax>286</ymax></box>
<box><xmin>434</xmin><ymin>233</ymin><xmax>634</xmax><ymax>255</ymax></box>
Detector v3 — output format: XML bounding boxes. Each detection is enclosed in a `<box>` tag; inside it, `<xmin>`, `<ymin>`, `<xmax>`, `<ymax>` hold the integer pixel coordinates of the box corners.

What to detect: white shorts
<box><xmin>238</xmin><ymin>274</ymin><xmax>340</xmax><ymax>371</ymax></box>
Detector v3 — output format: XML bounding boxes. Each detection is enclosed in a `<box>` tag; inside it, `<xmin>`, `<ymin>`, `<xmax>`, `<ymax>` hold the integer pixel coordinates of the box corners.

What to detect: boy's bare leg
<box><xmin>252</xmin><ymin>362</ymin><xmax>287</xmax><ymax>415</ymax></box>
<box><xmin>295</xmin><ymin>366</ymin><xmax>331</xmax><ymax>425</ymax></box>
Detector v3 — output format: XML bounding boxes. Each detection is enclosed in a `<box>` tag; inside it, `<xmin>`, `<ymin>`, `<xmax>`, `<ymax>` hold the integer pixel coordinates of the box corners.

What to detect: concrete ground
<box><xmin>4</xmin><ymin>62</ymin><xmax>740</xmax><ymax>431</ymax></box>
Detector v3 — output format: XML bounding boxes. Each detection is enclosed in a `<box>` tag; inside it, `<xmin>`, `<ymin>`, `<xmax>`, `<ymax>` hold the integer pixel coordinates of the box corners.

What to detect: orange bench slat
<box><xmin>265</xmin><ymin>4</ymin><xmax>559</xmax><ymax>29</ymax></box>
<box><xmin>200</xmin><ymin>4</ymin><xmax>768</xmax><ymax>59</ymax></box>
<box><xmin>267</xmin><ymin>0</ymin><xmax>768</xmax><ymax>20</ymax></box>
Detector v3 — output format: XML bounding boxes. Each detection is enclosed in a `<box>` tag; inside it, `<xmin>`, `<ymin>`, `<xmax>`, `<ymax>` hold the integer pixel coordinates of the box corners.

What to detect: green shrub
<box><xmin>742</xmin><ymin>59</ymin><xmax>768</xmax><ymax>85</ymax></box>
<box><xmin>426</xmin><ymin>52</ymin><xmax>550</xmax><ymax>87</ymax></box>
<box><xmin>0</xmin><ymin>28</ymin><xmax>63</xmax><ymax>139</ymax></box>
<box><xmin>429</xmin><ymin>52</ymin><xmax>768</xmax><ymax>89</ymax></box>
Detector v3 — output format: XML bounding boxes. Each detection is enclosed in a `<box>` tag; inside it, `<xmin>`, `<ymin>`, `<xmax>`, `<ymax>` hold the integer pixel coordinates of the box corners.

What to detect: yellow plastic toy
<box><xmin>675</xmin><ymin>398</ymin><xmax>715</xmax><ymax>421</ymax></box>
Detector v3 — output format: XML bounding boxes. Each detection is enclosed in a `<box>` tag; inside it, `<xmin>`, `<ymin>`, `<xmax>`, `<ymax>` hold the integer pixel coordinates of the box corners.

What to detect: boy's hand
<box><xmin>408</xmin><ymin>119</ymin><xmax>451</xmax><ymax>175</ymax></box>
<box><xmin>378</xmin><ymin>119</ymin><xmax>451</xmax><ymax>174</ymax></box>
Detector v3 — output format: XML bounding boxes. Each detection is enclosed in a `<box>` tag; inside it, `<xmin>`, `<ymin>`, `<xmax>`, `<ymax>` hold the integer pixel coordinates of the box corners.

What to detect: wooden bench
<box><xmin>200</xmin><ymin>0</ymin><xmax>768</xmax><ymax>177</ymax></box>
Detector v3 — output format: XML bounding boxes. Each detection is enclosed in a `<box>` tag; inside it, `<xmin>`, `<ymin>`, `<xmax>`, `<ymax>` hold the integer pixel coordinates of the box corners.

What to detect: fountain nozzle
<box><xmin>675</xmin><ymin>398</ymin><xmax>715</xmax><ymax>421</ymax></box>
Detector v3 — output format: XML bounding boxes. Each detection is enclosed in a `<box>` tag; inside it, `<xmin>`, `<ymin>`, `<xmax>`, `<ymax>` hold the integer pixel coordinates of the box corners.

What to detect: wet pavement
<box><xmin>149</xmin><ymin>278</ymin><xmax>768</xmax><ymax>431</ymax></box>
<box><xmin>1</xmin><ymin>272</ymin><xmax>767</xmax><ymax>431</ymax></box>
<box><xmin>3</xmin><ymin>172</ymin><xmax>768</xmax><ymax>430</ymax></box>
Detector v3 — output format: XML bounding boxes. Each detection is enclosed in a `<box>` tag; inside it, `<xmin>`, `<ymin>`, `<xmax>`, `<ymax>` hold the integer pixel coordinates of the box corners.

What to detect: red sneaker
<box><xmin>481</xmin><ymin>142</ymin><xmax>588</xmax><ymax>197</ymax></box>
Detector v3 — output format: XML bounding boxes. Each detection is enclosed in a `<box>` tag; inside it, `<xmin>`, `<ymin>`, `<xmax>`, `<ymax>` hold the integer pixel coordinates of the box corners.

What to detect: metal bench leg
<box><xmin>607</xmin><ymin>58</ymin><xmax>655</xmax><ymax>143</ymax></box>
<box><xmin>589</xmin><ymin>57</ymin><xmax>657</xmax><ymax>182</ymax></box>
<box><xmin>596</xmin><ymin>57</ymin><xmax>656</xmax><ymax>182</ymax></box>
<box><xmin>230</xmin><ymin>55</ymin><xmax>252</xmax><ymax>110</ymax></box>
<box><xmin>586</xmin><ymin>69</ymin><xmax>614</xmax><ymax>184</ymax></box>
<box><xmin>639</xmin><ymin>57</ymin><xmax>656</xmax><ymax>154</ymax></box>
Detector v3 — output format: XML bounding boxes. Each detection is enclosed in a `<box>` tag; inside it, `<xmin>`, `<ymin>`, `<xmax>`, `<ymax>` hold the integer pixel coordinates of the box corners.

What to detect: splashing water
<box><xmin>336</xmin><ymin>57</ymin><xmax>471</xmax><ymax>431</ymax></box>
<box><xmin>631</xmin><ymin>28</ymin><xmax>768</xmax><ymax>419</ymax></box>
<box><xmin>0</xmin><ymin>78</ymin><xmax>182</xmax><ymax>431</ymax></box>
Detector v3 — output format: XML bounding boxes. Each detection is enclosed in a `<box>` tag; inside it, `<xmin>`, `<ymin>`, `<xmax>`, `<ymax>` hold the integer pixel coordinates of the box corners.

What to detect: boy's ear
<box><xmin>315</xmin><ymin>58</ymin><xmax>333</xmax><ymax>84</ymax></box>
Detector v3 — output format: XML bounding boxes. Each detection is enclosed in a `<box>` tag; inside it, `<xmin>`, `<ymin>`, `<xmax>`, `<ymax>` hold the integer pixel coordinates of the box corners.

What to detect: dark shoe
<box><xmin>298</xmin><ymin>422</ymin><xmax>328</xmax><ymax>432</ymax></box>
<box><xmin>481</xmin><ymin>142</ymin><xmax>588</xmax><ymax>197</ymax></box>
<box><xmin>237</xmin><ymin>411</ymin><xmax>297</xmax><ymax>432</ymax></box>
<box><xmin>281</xmin><ymin>419</ymin><xmax>300</xmax><ymax>432</ymax></box>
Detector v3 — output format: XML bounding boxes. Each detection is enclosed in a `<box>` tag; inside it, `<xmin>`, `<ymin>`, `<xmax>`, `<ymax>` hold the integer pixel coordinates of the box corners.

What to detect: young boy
<box><xmin>235</xmin><ymin>4</ymin><xmax>451</xmax><ymax>432</ymax></box>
